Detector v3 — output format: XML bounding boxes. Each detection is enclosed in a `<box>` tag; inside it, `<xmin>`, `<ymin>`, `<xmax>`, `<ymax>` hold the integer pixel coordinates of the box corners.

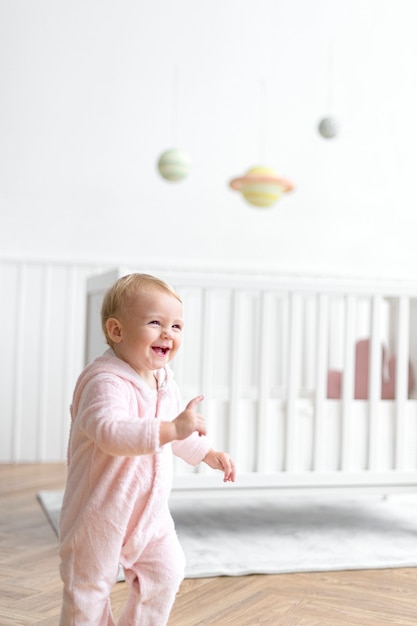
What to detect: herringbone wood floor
<box><xmin>1</xmin><ymin>463</ymin><xmax>417</xmax><ymax>625</ymax></box>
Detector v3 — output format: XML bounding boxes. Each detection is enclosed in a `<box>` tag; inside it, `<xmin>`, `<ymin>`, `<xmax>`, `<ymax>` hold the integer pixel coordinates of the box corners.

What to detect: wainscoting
<box><xmin>0</xmin><ymin>259</ymin><xmax>107</xmax><ymax>462</ymax></box>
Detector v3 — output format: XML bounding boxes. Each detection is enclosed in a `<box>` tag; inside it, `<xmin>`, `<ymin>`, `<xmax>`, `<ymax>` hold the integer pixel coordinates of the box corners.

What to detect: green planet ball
<box><xmin>157</xmin><ymin>149</ymin><xmax>191</xmax><ymax>182</ymax></box>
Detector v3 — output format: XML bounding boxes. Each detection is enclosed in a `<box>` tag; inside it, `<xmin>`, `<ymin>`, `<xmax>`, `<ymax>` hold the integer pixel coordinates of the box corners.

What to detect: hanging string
<box><xmin>326</xmin><ymin>40</ymin><xmax>335</xmax><ymax>114</ymax></box>
<box><xmin>171</xmin><ymin>64</ymin><xmax>179</xmax><ymax>147</ymax></box>
<box><xmin>259</xmin><ymin>78</ymin><xmax>267</xmax><ymax>164</ymax></box>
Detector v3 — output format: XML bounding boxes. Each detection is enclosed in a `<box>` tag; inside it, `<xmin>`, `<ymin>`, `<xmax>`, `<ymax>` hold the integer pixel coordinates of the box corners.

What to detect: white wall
<box><xmin>1</xmin><ymin>0</ymin><xmax>417</xmax><ymax>278</ymax></box>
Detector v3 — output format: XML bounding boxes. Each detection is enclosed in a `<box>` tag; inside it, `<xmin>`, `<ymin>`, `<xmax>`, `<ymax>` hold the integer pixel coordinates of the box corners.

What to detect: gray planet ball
<box><xmin>318</xmin><ymin>117</ymin><xmax>339</xmax><ymax>139</ymax></box>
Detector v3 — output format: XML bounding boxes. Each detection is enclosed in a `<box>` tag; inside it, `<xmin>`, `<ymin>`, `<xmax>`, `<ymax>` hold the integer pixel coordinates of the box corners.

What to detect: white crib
<box><xmin>86</xmin><ymin>268</ymin><xmax>417</xmax><ymax>498</ymax></box>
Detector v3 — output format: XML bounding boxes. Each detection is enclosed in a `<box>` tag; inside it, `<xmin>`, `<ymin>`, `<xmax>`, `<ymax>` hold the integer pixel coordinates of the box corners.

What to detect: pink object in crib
<box><xmin>327</xmin><ymin>339</ymin><xmax>415</xmax><ymax>400</ymax></box>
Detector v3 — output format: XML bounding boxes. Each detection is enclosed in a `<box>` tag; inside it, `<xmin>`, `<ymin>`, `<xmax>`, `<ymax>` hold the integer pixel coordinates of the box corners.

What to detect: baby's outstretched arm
<box><xmin>160</xmin><ymin>396</ymin><xmax>236</xmax><ymax>483</ymax></box>
<box><xmin>203</xmin><ymin>449</ymin><xmax>236</xmax><ymax>483</ymax></box>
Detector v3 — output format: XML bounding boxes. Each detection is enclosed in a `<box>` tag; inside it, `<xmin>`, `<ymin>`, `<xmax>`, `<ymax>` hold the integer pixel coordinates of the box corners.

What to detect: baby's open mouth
<box><xmin>152</xmin><ymin>346</ymin><xmax>170</xmax><ymax>356</ymax></box>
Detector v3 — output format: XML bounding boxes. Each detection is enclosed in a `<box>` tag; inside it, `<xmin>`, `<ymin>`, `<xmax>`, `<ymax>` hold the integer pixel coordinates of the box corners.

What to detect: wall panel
<box><xmin>0</xmin><ymin>260</ymin><xmax>104</xmax><ymax>462</ymax></box>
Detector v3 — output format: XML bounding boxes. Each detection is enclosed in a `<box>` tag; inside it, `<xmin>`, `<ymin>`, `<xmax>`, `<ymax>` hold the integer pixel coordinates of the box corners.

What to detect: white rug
<box><xmin>37</xmin><ymin>491</ymin><xmax>417</xmax><ymax>579</ymax></box>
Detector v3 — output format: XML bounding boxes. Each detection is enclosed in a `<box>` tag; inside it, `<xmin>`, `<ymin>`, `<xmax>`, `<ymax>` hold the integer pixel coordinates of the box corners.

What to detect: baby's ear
<box><xmin>106</xmin><ymin>317</ymin><xmax>123</xmax><ymax>343</ymax></box>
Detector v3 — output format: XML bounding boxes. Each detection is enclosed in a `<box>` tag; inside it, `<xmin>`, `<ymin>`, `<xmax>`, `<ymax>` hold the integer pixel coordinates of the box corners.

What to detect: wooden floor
<box><xmin>1</xmin><ymin>464</ymin><xmax>417</xmax><ymax>626</ymax></box>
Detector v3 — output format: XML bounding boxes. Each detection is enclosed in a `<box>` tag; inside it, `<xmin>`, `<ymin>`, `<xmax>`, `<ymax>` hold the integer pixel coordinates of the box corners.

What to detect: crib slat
<box><xmin>228</xmin><ymin>290</ymin><xmax>243</xmax><ymax>463</ymax></box>
<box><xmin>368</xmin><ymin>295</ymin><xmax>382</xmax><ymax>470</ymax></box>
<box><xmin>256</xmin><ymin>292</ymin><xmax>273</xmax><ymax>473</ymax></box>
<box><xmin>313</xmin><ymin>293</ymin><xmax>329</xmax><ymax>470</ymax></box>
<box><xmin>199</xmin><ymin>289</ymin><xmax>212</xmax><ymax>399</ymax></box>
<box><xmin>340</xmin><ymin>295</ymin><xmax>357</xmax><ymax>470</ymax></box>
<box><xmin>196</xmin><ymin>289</ymin><xmax>215</xmax><ymax>475</ymax></box>
<box><xmin>285</xmin><ymin>293</ymin><xmax>301</xmax><ymax>471</ymax></box>
<box><xmin>394</xmin><ymin>296</ymin><xmax>409</xmax><ymax>470</ymax></box>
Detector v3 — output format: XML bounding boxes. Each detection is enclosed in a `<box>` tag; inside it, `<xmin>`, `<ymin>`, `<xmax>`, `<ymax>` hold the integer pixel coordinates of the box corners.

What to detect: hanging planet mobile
<box><xmin>229</xmin><ymin>166</ymin><xmax>294</xmax><ymax>208</ymax></box>
<box><xmin>318</xmin><ymin>116</ymin><xmax>339</xmax><ymax>139</ymax></box>
<box><xmin>157</xmin><ymin>148</ymin><xmax>191</xmax><ymax>182</ymax></box>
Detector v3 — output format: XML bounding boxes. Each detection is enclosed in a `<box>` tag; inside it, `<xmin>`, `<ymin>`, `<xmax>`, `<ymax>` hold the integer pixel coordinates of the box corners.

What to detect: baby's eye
<box><xmin>149</xmin><ymin>320</ymin><xmax>160</xmax><ymax>325</ymax></box>
<box><xmin>173</xmin><ymin>324</ymin><xmax>183</xmax><ymax>331</ymax></box>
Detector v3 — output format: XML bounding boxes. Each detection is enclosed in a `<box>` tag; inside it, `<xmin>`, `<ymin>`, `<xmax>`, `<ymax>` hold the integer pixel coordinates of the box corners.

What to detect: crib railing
<box><xmin>86</xmin><ymin>269</ymin><xmax>417</xmax><ymax>496</ymax></box>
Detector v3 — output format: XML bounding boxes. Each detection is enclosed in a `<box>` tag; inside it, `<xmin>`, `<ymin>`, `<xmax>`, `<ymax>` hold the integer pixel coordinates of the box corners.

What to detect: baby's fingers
<box><xmin>219</xmin><ymin>454</ymin><xmax>236</xmax><ymax>482</ymax></box>
<box><xmin>195</xmin><ymin>414</ymin><xmax>207</xmax><ymax>437</ymax></box>
<box><xmin>185</xmin><ymin>395</ymin><xmax>204</xmax><ymax>411</ymax></box>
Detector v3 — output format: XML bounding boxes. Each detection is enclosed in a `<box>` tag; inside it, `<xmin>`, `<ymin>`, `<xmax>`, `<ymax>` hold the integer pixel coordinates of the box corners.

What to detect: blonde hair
<box><xmin>101</xmin><ymin>273</ymin><xmax>182</xmax><ymax>346</ymax></box>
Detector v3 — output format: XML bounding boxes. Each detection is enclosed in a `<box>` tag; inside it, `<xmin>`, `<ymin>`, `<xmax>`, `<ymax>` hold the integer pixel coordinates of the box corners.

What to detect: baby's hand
<box><xmin>172</xmin><ymin>395</ymin><xmax>207</xmax><ymax>440</ymax></box>
<box><xmin>203</xmin><ymin>449</ymin><xmax>236</xmax><ymax>483</ymax></box>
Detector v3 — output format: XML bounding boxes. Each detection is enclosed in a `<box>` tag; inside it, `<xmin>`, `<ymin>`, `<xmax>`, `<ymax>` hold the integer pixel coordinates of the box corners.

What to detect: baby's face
<box><xmin>111</xmin><ymin>287</ymin><xmax>184</xmax><ymax>379</ymax></box>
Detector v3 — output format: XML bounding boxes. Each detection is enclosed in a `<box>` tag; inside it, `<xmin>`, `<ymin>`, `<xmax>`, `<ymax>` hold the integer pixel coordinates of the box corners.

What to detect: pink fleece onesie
<box><xmin>59</xmin><ymin>349</ymin><xmax>211</xmax><ymax>626</ymax></box>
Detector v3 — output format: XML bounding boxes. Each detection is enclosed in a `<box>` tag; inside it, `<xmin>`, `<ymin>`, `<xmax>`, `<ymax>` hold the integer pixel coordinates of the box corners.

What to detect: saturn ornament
<box><xmin>229</xmin><ymin>166</ymin><xmax>294</xmax><ymax>208</ymax></box>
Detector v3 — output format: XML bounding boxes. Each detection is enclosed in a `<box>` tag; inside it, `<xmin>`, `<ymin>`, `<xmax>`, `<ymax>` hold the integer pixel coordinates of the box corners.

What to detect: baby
<box><xmin>58</xmin><ymin>273</ymin><xmax>235</xmax><ymax>625</ymax></box>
